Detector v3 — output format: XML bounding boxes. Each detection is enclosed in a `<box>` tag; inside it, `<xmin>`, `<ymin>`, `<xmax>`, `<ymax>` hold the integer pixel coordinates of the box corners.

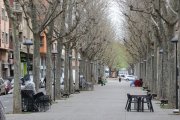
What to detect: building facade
<box><xmin>0</xmin><ymin>0</ymin><xmax>10</xmax><ymax>78</ymax></box>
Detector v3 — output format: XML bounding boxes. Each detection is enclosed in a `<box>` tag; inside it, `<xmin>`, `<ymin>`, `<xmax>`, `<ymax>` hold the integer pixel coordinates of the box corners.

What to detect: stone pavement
<box><xmin>6</xmin><ymin>79</ymin><xmax>180</xmax><ymax>120</ymax></box>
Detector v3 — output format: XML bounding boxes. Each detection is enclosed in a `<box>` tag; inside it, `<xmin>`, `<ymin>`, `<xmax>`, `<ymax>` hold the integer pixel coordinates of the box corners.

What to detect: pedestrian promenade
<box><xmin>6</xmin><ymin>79</ymin><xmax>180</xmax><ymax>120</ymax></box>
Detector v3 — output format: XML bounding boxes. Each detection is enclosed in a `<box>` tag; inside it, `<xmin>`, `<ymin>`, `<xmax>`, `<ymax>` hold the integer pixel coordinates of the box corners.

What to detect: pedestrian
<box><xmin>139</xmin><ymin>78</ymin><xmax>143</xmax><ymax>87</ymax></box>
<box><xmin>119</xmin><ymin>77</ymin><xmax>121</xmax><ymax>82</ymax></box>
<box><xmin>44</xmin><ymin>77</ymin><xmax>46</xmax><ymax>88</ymax></box>
<box><xmin>23</xmin><ymin>80</ymin><xmax>36</xmax><ymax>94</ymax></box>
<box><xmin>130</xmin><ymin>80</ymin><xmax>135</xmax><ymax>87</ymax></box>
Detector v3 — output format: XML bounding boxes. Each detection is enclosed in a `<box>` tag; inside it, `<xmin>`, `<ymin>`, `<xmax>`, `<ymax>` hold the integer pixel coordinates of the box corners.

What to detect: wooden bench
<box><xmin>151</xmin><ymin>93</ymin><xmax>157</xmax><ymax>99</ymax></box>
<box><xmin>160</xmin><ymin>99</ymin><xmax>168</xmax><ymax>106</ymax></box>
<box><xmin>21</xmin><ymin>90</ymin><xmax>35</xmax><ymax>112</ymax></box>
<box><xmin>74</xmin><ymin>89</ymin><xmax>80</xmax><ymax>93</ymax></box>
<box><xmin>143</xmin><ymin>87</ymin><xmax>148</xmax><ymax>90</ymax></box>
<box><xmin>21</xmin><ymin>90</ymin><xmax>51</xmax><ymax>112</ymax></box>
<box><xmin>146</xmin><ymin>89</ymin><xmax>151</xmax><ymax>92</ymax></box>
<box><xmin>35</xmin><ymin>94</ymin><xmax>51</xmax><ymax>112</ymax></box>
<box><xmin>61</xmin><ymin>93</ymin><xmax>70</xmax><ymax>98</ymax></box>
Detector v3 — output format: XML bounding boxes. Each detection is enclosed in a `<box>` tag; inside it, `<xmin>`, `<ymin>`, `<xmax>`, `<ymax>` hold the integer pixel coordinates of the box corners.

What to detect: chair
<box><xmin>35</xmin><ymin>94</ymin><xmax>51</xmax><ymax>112</ymax></box>
<box><xmin>125</xmin><ymin>94</ymin><xmax>139</xmax><ymax>111</ymax></box>
<box><xmin>151</xmin><ymin>93</ymin><xmax>157</xmax><ymax>99</ymax></box>
<box><xmin>160</xmin><ymin>99</ymin><xmax>168</xmax><ymax>106</ymax></box>
<box><xmin>141</xmin><ymin>95</ymin><xmax>154</xmax><ymax>112</ymax></box>
<box><xmin>21</xmin><ymin>90</ymin><xmax>36</xmax><ymax>112</ymax></box>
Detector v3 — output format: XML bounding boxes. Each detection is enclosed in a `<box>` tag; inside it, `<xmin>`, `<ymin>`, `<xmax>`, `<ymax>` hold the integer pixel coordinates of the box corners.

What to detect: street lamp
<box><xmin>85</xmin><ymin>59</ymin><xmax>88</xmax><ymax>79</ymax></box>
<box><xmin>171</xmin><ymin>34</ymin><xmax>179</xmax><ymax>112</ymax></box>
<box><xmin>143</xmin><ymin>59</ymin><xmax>147</xmax><ymax>79</ymax></box>
<box><xmin>23</xmin><ymin>39</ymin><xmax>33</xmax><ymax>75</ymax></box>
<box><xmin>90</xmin><ymin>61</ymin><xmax>93</xmax><ymax>82</ymax></box>
<box><xmin>52</xmin><ymin>50</ymin><xmax>58</xmax><ymax>101</ymax></box>
<box><xmin>78</xmin><ymin>58</ymin><xmax>82</xmax><ymax>88</ymax></box>
<box><xmin>140</xmin><ymin>61</ymin><xmax>143</xmax><ymax>78</ymax></box>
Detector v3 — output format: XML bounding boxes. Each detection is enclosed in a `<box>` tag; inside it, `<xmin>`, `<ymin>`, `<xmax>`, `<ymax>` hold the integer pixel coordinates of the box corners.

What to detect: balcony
<box><xmin>13</xmin><ymin>2</ymin><xmax>22</xmax><ymax>13</ymax></box>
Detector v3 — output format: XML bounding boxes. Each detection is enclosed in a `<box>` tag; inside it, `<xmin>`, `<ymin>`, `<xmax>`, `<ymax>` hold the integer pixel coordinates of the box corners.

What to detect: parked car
<box><xmin>124</xmin><ymin>75</ymin><xmax>137</xmax><ymax>81</ymax></box>
<box><xmin>8</xmin><ymin>74</ymin><xmax>31</xmax><ymax>94</ymax></box>
<box><xmin>10</xmin><ymin>77</ymin><xmax>24</xmax><ymax>88</ymax></box>
<box><xmin>0</xmin><ymin>78</ymin><xmax>6</xmax><ymax>95</ymax></box>
<box><xmin>119</xmin><ymin>74</ymin><xmax>125</xmax><ymax>79</ymax></box>
<box><xmin>4</xmin><ymin>80</ymin><xmax>12</xmax><ymax>93</ymax></box>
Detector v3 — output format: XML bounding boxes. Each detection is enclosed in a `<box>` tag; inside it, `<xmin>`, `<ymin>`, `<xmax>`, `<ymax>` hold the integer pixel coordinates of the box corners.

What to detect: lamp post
<box><xmin>140</xmin><ymin>61</ymin><xmax>143</xmax><ymax>78</ymax></box>
<box><xmin>78</xmin><ymin>58</ymin><xmax>82</xmax><ymax>88</ymax></box>
<box><xmin>151</xmin><ymin>54</ymin><xmax>154</xmax><ymax>92</ymax></box>
<box><xmin>23</xmin><ymin>39</ymin><xmax>33</xmax><ymax>75</ymax></box>
<box><xmin>143</xmin><ymin>59</ymin><xmax>147</xmax><ymax>79</ymax></box>
<box><xmin>52</xmin><ymin>50</ymin><xmax>58</xmax><ymax>101</ymax></box>
<box><xmin>171</xmin><ymin>35</ymin><xmax>179</xmax><ymax>112</ymax></box>
<box><xmin>90</xmin><ymin>61</ymin><xmax>93</xmax><ymax>82</ymax></box>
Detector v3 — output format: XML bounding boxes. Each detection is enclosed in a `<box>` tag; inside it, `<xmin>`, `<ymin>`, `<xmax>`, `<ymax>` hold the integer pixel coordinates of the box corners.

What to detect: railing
<box><xmin>9</xmin><ymin>41</ymin><xmax>13</xmax><ymax>49</ymax></box>
<box><xmin>13</xmin><ymin>2</ymin><xmax>22</xmax><ymax>13</ymax></box>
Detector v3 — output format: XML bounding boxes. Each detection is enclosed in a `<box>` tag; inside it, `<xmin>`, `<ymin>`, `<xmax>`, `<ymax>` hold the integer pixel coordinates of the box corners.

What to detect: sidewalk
<box><xmin>6</xmin><ymin>79</ymin><xmax>180</xmax><ymax>120</ymax></box>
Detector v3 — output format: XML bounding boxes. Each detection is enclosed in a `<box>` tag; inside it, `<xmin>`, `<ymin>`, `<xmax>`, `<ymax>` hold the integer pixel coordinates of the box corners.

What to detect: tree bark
<box><xmin>55</xmin><ymin>39</ymin><xmax>63</xmax><ymax>99</ymax></box>
<box><xmin>45</xmin><ymin>36</ymin><xmax>53</xmax><ymax>97</ymax></box>
<box><xmin>74</xmin><ymin>48</ymin><xmax>79</xmax><ymax>90</ymax></box>
<box><xmin>33</xmin><ymin>33</ymin><xmax>41</xmax><ymax>91</ymax></box>
<box><xmin>3</xmin><ymin>0</ymin><xmax>22</xmax><ymax>113</ymax></box>
<box><xmin>29</xmin><ymin>1</ymin><xmax>41</xmax><ymax>91</ymax></box>
<box><xmin>46</xmin><ymin>21</ymin><xmax>55</xmax><ymax>97</ymax></box>
<box><xmin>64</xmin><ymin>44</ymin><xmax>70</xmax><ymax>94</ymax></box>
<box><xmin>69</xmin><ymin>49</ymin><xmax>74</xmax><ymax>93</ymax></box>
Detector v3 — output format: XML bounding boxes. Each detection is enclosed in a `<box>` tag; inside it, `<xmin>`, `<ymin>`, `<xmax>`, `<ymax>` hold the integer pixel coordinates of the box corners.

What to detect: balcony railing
<box><xmin>9</xmin><ymin>42</ymin><xmax>13</xmax><ymax>49</ymax></box>
<box><xmin>0</xmin><ymin>39</ymin><xmax>1</xmax><ymax>48</ymax></box>
<box><xmin>13</xmin><ymin>2</ymin><xmax>22</xmax><ymax>13</ymax></box>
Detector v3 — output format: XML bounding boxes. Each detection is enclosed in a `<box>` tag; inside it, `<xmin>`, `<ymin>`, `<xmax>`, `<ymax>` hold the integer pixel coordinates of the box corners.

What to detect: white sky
<box><xmin>107</xmin><ymin>0</ymin><xmax>127</xmax><ymax>41</ymax></box>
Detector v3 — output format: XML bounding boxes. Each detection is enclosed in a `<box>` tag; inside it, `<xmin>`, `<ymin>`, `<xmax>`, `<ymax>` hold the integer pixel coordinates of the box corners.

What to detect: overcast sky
<box><xmin>107</xmin><ymin>0</ymin><xmax>127</xmax><ymax>41</ymax></box>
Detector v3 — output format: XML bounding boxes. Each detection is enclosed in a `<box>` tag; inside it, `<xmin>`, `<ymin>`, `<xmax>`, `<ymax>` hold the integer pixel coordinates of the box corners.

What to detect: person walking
<box><xmin>119</xmin><ymin>77</ymin><xmax>121</xmax><ymax>82</ymax></box>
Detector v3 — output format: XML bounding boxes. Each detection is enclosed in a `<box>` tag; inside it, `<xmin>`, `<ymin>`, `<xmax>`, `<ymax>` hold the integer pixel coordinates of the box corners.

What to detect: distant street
<box><xmin>4</xmin><ymin>78</ymin><xmax>180</xmax><ymax>120</ymax></box>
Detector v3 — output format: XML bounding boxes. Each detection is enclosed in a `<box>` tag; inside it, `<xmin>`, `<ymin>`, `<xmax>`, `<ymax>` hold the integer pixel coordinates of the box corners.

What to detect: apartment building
<box><xmin>0</xmin><ymin>0</ymin><xmax>67</xmax><ymax>81</ymax></box>
<box><xmin>0</xmin><ymin>0</ymin><xmax>47</xmax><ymax>79</ymax></box>
<box><xmin>0</xmin><ymin>0</ymin><xmax>10</xmax><ymax>78</ymax></box>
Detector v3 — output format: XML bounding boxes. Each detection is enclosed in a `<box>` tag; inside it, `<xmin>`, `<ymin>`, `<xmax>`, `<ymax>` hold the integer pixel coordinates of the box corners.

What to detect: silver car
<box><xmin>0</xmin><ymin>78</ymin><xmax>6</xmax><ymax>95</ymax></box>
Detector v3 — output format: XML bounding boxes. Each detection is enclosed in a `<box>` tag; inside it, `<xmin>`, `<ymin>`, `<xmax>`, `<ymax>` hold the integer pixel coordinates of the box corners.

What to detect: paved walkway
<box><xmin>6</xmin><ymin>79</ymin><xmax>180</xmax><ymax>120</ymax></box>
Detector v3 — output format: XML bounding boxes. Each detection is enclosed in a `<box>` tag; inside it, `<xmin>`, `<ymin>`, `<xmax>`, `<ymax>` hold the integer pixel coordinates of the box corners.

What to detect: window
<box><xmin>54</xmin><ymin>43</ymin><xmax>57</xmax><ymax>51</ymax></box>
<box><xmin>6</xmin><ymin>33</ymin><xmax>8</xmax><ymax>44</ymax></box>
<box><xmin>0</xmin><ymin>79</ymin><xmax>4</xmax><ymax>85</ymax></box>
<box><xmin>2</xmin><ymin>32</ymin><xmax>4</xmax><ymax>43</ymax></box>
<box><xmin>40</xmin><ymin>36</ymin><xmax>44</xmax><ymax>47</ymax></box>
<box><xmin>41</xmin><ymin>69</ymin><xmax>43</xmax><ymax>78</ymax></box>
<box><xmin>2</xmin><ymin>8</ymin><xmax>7</xmax><ymax>21</ymax></box>
<box><xmin>40</xmin><ymin>57</ymin><xmax>43</xmax><ymax>66</ymax></box>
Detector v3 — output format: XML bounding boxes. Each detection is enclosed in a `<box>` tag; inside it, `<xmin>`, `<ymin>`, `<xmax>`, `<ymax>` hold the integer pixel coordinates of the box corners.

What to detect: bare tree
<box><xmin>3</xmin><ymin>0</ymin><xmax>22</xmax><ymax>113</ymax></box>
<box><xmin>18</xmin><ymin>0</ymin><xmax>63</xmax><ymax>93</ymax></box>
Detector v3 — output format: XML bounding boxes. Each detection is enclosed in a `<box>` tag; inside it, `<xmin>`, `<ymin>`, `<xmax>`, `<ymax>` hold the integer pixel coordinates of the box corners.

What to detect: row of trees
<box><xmin>3</xmin><ymin>0</ymin><xmax>124</xmax><ymax>113</ymax></box>
<box><xmin>115</xmin><ymin>0</ymin><xmax>180</xmax><ymax>109</ymax></box>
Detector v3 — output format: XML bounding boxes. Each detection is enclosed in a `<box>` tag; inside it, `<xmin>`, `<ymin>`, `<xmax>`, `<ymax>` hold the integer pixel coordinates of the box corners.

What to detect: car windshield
<box><xmin>127</xmin><ymin>75</ymin><xmax>133</xmax><ymax>77</ymax></box>
<box><xmin>0</xmin><ymin>79</ymin><xmax>4</xmax><ymax>85</ymax></box>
